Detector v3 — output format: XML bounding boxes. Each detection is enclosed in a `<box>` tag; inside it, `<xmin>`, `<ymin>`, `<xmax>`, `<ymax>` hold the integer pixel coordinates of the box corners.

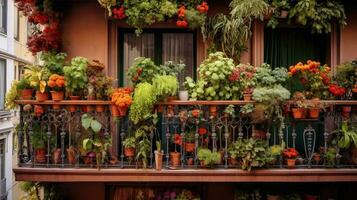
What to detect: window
<box><xmin>0</xmin><ymin>0</ymin><xmax>6</xmax><ymax>34</ymax></box>
<box><xmin>14</xmin><ymin>7</ymin><xmax>19</xmax><ymax>40</ymax></box>
<box><xmin>119</xmin><ymin>29</ymin><xmax>196</xmax><ymax>86</ymax></box>
<box><xmin>0</xmin><ymin>139</ymin><xmax>4</xmax><ymax>180</ymax></box>
<box><xmin>0</xmin><ymin>59</ymin><xmax>6</xmax><ymax>110</ymax></box>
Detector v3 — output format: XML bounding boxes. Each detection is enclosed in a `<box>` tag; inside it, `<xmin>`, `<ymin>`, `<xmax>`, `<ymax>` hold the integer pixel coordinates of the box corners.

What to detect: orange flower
<box><xmin>48</xmin><ymin>80</ymin><xmax>56</xmax><ymax>88</ymax></box>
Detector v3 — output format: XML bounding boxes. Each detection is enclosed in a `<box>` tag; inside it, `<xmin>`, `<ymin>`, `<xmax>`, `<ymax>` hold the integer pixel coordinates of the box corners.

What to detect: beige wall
<box><xmin>61</xmin><ymin>1</ymin><xmax>108</xmax><ymax>65</ymax></box>
<box><xmin>340</xmin><ymin>5</ymin><xmax>357</xmax><ymax>63</ymax></box>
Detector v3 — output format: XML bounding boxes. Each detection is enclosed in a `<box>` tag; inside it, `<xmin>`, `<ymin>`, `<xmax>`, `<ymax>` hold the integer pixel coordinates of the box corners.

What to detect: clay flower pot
<box><xmin>243</xmin><ymin>93</ymin><xmax>252</xmax><ymax>101</ymax></box>
<box><xmin>209</xmin><ymin>105</ymin><xmax>218</xmax><ymax>117</ymax></box>
<box><xmin>52</xmin><ymin>148</ymin><xmax>61</xmax><ymax>164</ymax></box>
<box><xmin>287</xmin><ymin>159</ymin><xmax>296</xmax><ymax>168</ymax></box>
<box><xmin>170</xmin><ymin>152</ymin><xmax>181</xmax><ymax>167</ymax></box>
<box><xmin>155</xmin><ymin>150</ymin><xmax>164</xmax><ymax>170</ymax></box>
<box><xmin>124</xmin><ymin>147</ymin><xmax>135</xmax><ymax>158</ymax></box>
<box><xmin>187</xmin><ymin>158</ymin><xmax>194</xmax><ymax>166</ymax></box>
<box><xmin>111</xmin><ymin>105</ymin><xmax>120</xmax><ymax>117</ymax></box>
<box><xmin>36</xmin><ymin>91</ymin><xmax>49</xmax><ymax>102</ymax></box>
<box><xmin>342</xmin><ymin>106</ymin><xmax>352</xmax><ymax>113</ymax></box>
<box><xmin>68</xmin><ymin>96</ymin><xmax>80</xmax><ymax>113</ymax></box>
<box><xmin>35</xmin><ymin>148</ymin><xmax>46</xmax><ymax>163</ymax></box>
<box><xmin>228</xmin><ymin>157</ymin><xmax>239</xmax><ymax>166</ymax></box>
<box><xmin>67</xmin><ymin>146</ymin><xmax>77</xmax><ymax>165</ymax></box>
<box><xmin>95</xmin><ymin>105</ymin><xmax>105</xmax><ymax>113</ymax></box>
<box><xmin>50</xmin><ymin>91</ymin><xmax>64</xmax><ymax>101</ymax></box>
<box><xmin>118</xmin><ymin>106</ymin><xmax>128</xmax><ymax>116</ymax></box>
<box><xmin>20</xmin><ymin>89</ymin><xmax>33</xmax><ymax>100</ymax></box>
<box><xmin>185</xmin><ymin>142</ymin><xmax>195</xmax><ymax>153</ymax></box>
<box><xmin>292</xmin><ymin>108</ymin><xmax>305</xmax><ymax>119</ymax></box>
<box><xmin>167</xmin><ymin>96</ymin><xmax>177</xmax><ymax>102</ymax></box>
<box><xmin>308</xmin><ymin>108</ymin><xmax>320</xmax><ymax>119</ymax></box>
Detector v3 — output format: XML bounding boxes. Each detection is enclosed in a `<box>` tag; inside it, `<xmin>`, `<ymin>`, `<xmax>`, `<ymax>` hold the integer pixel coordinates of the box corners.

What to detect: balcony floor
<box><xmin>13</xmin><ymin>168</ymin><xmax>357</xmax><ymax>182</ymax></box>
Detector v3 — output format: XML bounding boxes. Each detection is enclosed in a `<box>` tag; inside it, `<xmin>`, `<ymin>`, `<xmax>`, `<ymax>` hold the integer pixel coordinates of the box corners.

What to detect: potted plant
<box><xmin>17</xmin><ymin>78</ymin><xmax>33</xmax><ymax>100</ymax></box>
<box><xmin>30</xmin><ymin>126</ymin><xmax>46</xmax><ymax>164</ymax></box>
<box><xmin>81</xmin><ymin>114</ymin><xmax>111</xmax><ymax>169</ymax></box>
<box><xmin>170</xmin><ymin>151</ymin><xmax>181</xmax><ymax>168</ymax></box>
<box><xmin>48</xmin><ymin>74</ymin><xmax>65</xmax><ymax>102</ymax></box>
<box><xmin>335</xmin><ymin>121</ymin><xmax>357</xmax><ymax>164</ymax></box>
<box><xmin>269</xmin><ymin>144</ymin><xmax>284</xmax><ymax>165</ymax></box>
<box><xmin>231</xmin><ymin>64</ymin><xmax>257</xmax><ymax>101</ymax></box>
<box><xmin>197</xmin><ymin>148</ymin><xmax>221</xmax><ymax>167</ymax></box>
<box><xmin>67</xmin><ymin>146</ymin><xmax>77</xmax><ymax>165</ymax></box>
<box><xmin>306</xmin><ymin>98</ymin><xmax>325</xmax><ymax>119</ymax></box>
<box><xmin>335</xmin><ymin>61</ymin><xmax>357</xmax><ymax>98</ymax></box>
<box><xmin>283</xmin><ymin>148</ymin><xmax>299</xmax><ymax>168</ymax></box>
<box><xmin>184</xmin><ymin>131</ymin><xmax>195</xmax><ymax>153</ymax></box>
<box><xmin>152</xmin><ymin>75</ymin><xmax>179</xmax><ymax>101</ymax></box>
<box><xmin>291</xmin><ymin>91</ymin><xmax>308</xmax><ymax>119</ymax></box>
<box><xmin>94</xmin><ymin>75</ymin><xmax>113</xmax><ymax>112</ymax></box>
<box><xmin>127</xmin><ymin>57</ymin><xmax>162</xmax><ymax>86</ymax></box>
<box><xmin>52</xmin><ymin>148</ymin><xmax>61</xmax><ymax>164</ymax></box>
<box><xmin>123</xmin><ymin>136</ymin><xmax>136</xmax><ymax>158</ymax></box>
<box><xmin>111</xmin><ymin>87</ymin><xmax>133</xmax><ymax>117</ymax></box>
<box><xmin>154</xmin><ymin>141</ymin><xmax>164</xmax><ymax>170</ymax></box>
<box><xmin>24</xmin><ymin>65</ymin><xmax>50</xmax><ymax>102</ymax></box>
<box><xmin>230</xmin><ymin>138</ymin><xmax>273</xmax><ymax>171</ymax></box>
<box><xmin>159</xmin><ymin>61</ymin><xmax>186</xmax><ymax>101</ymax></box>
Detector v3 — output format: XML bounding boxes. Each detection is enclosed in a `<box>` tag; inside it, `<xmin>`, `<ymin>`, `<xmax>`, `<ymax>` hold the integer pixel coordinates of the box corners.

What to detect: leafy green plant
<box><xmin>127</xmin><ymin>57</ymin><xmax>161</xmax><ymax>86</ymax></box>
<box><xmin>270</xmin><ymin>144</ymin><xmax>284</xmax><ymax>158</ymax></box>
<box><xmin>152</xmin><ymin>75</ymin><xmax>179</xmax><ymax>98</ymax></box>
<box><xmin>24</xmin><ymin>65</ymin><xmax>51</xmax><ymax>93</ymax></box>
<box><xmin>5</xmin><ymin>80</ymin><xmax>20</xmax><ymax>110</ymax></box>
<box><xmin>159</xmin><ymin>61</ymin><xmax>185</xmax><ymax>77</ymax></box>
<box><xmin>336</xmin><ymin>121</ymin><xmax>357</xmax><ymax>149</ymax></box>
<box><xmin>229</xmin><ymin>138</ymin><xmax>273</xmax><ymax>171</ymax></box>
<box><xmin>197</xmin><ymin>148</ymin><xmax>221</xmax><ymax>166</ymax></box>
<box><xmin>186</xmin><ymin>8</ymin><xmax>206</xmax><ymax>29</ymax></box>
<box><xmin>325</xmin><ymin>147</ymin><xmax>338</xmax><ymax>166</ymax></box>
<box><xmin>129</xmin><ymin>82</ymin><xmax>157</xmax><ymax>124</ymax></box>
<box><xmin>81</xmin><ymin>114</ymin><xmax>111</xmax><ymax>167</ymax></box>
<box><xmin>17</xmin><ymin>78</ymin><xmax>32</xmax><ymax>90</ymax></box>
<box><xmin>123</xmin><ymin>136</ymin><xmax>136</xmax><ymax>149</ymax></box>
<box><xmin>184</xmin><ymin>52</ymin><xmax>240</xmax><ymax>100</ymax></box>
<box><xmin>63</xmin><ymin>57</ymin><xmax>88</xmax><ymax>96</ymax></box>
<box><xmin>335</xmin><ymin>61</ymin><xmax>357</xmax><ymax>89</ymax></box>
<box><xmin>40</xmin><ymin>52</ymin><xmax>67</xmax><ymax>74</ymax></box>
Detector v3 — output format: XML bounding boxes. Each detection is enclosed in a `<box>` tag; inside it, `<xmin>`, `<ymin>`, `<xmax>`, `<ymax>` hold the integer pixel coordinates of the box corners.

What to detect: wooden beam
<box><xmin>13</xmin><ymin>168</ymin><xmax>357</xmax><ymax>182</ymax></box>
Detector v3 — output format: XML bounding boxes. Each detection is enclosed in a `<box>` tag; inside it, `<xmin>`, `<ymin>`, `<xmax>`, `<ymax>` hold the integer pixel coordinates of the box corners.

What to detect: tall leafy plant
<box><xmin>63</xmin><ymin>57</ymin><xmax>88</xmax><ymax>96</ymax></box>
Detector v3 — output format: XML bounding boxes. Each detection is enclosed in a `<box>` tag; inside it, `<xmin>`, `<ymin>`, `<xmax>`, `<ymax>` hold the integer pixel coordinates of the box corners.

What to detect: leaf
<box><xmin>91</xmin><ymin>120</ymin><xmax>102</xmax><ymax>133</ymax></box>
<box><xmin>81</xmin><ymin>114</ymin><xmax>91</xmax><ymax>130</ymax></box>
<box><xmin>83</xmin><ymin>138</ymin><xmax>92</xmax><ymax>151</ymax></box>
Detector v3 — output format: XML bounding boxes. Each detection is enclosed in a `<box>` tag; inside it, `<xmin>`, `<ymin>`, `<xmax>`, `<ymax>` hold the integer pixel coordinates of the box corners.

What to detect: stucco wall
<box><xmin>61</xmin><ymin>0</ymin><xmax>108</xmax><ymax>65</ymax></box>
<box><xmin>340</xmin><ymin>5</ymin><xmax>357</xmax><ymax>63</ymax></box>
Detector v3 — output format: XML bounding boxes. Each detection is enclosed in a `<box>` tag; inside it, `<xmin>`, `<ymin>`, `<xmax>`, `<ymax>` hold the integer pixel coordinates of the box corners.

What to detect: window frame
<box><xmin>0</xmin><ymin>0</ymin><xmax>7</xmax><ymax>34</ymax></box>
<box><xmin>0</xmin><ymin>59</ymin><xmax>6</xmax><ymax>111</ymax></box>
<box><xmin>118</xmin><ymin>28</ymin><xmax>197</xmax><ymax>87</ymax></box>
<box><xmin>14</xmin><ymin>6</ymin><xmax>19</xmax><ymax>40</ymax></box>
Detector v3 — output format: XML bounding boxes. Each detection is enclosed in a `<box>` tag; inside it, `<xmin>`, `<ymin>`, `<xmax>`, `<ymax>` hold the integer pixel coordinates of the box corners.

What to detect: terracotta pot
<box><xmin>157</xmin><ymin>105</ymin><xmax>164</xmax><ymax>113</ymax></box>
<box><xmin>50</xmin><ymin>91</ymin><xmax>64</xmax><ymax>101</ymax></box>
<box><xmin>170</xmin><ymin>152</ymin><xmax>181</xmax><ymax>167</ymax></box>
<box><xmin>209</xmin><ymin>105</ymin><xmax>217</xmax><ymax>117</ymax></box>
<box><xmin>287</xmin><ymin>159</ymin><xmax>296</xmax><ymax>168</ymax></box>
<box><xmin>83</xmin><ymin>156</ymin><xmax>92</xmax><ymax>165</ymax></box>
<box><xmin>312</xmin><ymin>153</ymin><xmax>321</xmax><ymax>164</ymax></box>
<box><xmin>155</xmin><ymin>151</ymin><xmax>164</xmax><ymax>170</ymax></box>
<box><xmin>167</xmin><ymin>96</ymin><xmax>177</xmax><ymax>102</ymax></box>
<box><xmin>243</xmin><ymin>94</ymin><xmax>252</xmax><ymax>101</ymax></box>
<box><xmin>52</xmin><ymin>148</ymin><xmax>61</xmax><ymax>164</ymax></box>
<box><xmin>95</xmin><ymin>105</ymin><xmax>105</xmax><ymax>113</ymax></box>
<box><xmin>69</xmin><ymin>96</ymin><xmax>80</xmax><ymax>100</ymax></box>
<box><xmin>20</xmin><ymin>89</ymin><xmax>33</xmax><ymax>100</ymax></box>
<box><xmin>200</xmin><ymin>160</ymin><xmax>207</xmax><ymax>167</ymax></box>
<box><xmin>266</xmin><ymin>195</ymin><xmax>280</xmax><ymax>200</ymax></box>
<box><xmin>124</xmin><ymin>147</ymin><xmax>135</xmax><ymax>157</ymax></box>
<box><xmin>81</xmin><ymin>105</ymin><xmax>89</xmax><ymax>113</ymax></box>
<box><xmin>36</xmin><ymin>91</ymin><xmax>49</xmax><ymax>102</ymax></box>
<box><xmin>185</xmin><ymin>142</ymin><xmax>195</xmax><ymax>153</ymax></box>
<box><xmin>292</xmin><ymin>108</ymin><xmax>305</xmax><ymax>119</ymax></box>
<box><xmin>67</xmin><ymin>146</ymin><xmax>77</xmax><ymax>165</ymax></box>
<box><xmin>111</xmin><ymin>105</ymin><xmax>120</xmax><ymax>117</ymax></box>
<box><xmin>279</xmin><ymin>10</ymin><xmax>289</xmax><ymax>18</ymax></box>
<box><xmin>308</xmin><ymin>108</ymin><xmax>320</xmax><ymax>119</ymax></box>
<box><xmin>118</xmin><ymin>106</ymin><xmax>128</xmax><ymax>116</ymax></box>
<box><xmin>35</xmin><ymin>148</ymin><xmax>46</xmax><ymax>163</ymax></box>
<box><xmin>228</xmin><ymin>157</ymin><xmax>239</xmax><ymax>166</ymax></box>
<box><xmin>167</xmin><ymin>105</ymin><xmax>175</xmax><ymax>118</ymax></box>
<box><xmin>68</xmin><ymin>96</ymin><xmax>80</xmax><ymax>113</ymax></box>
<box><xmin>187</xmin><ymin>158</ymin><xmax>194</xmax><ymax>166</ymax></box>
<box><xmin>342</xmin><ymin>106</ymin><xmax>352</xmax><ymax>113</ymax></box>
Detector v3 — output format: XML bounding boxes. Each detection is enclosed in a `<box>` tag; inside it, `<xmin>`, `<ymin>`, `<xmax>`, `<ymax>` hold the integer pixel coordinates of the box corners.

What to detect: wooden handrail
<box><xmin>14</xmin><ymin>100</ymin><xmax>112</xmax><ymax>105</ymax></box>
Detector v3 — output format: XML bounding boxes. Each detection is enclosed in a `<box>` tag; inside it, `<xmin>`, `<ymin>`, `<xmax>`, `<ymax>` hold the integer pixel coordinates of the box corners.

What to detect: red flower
<box><xmin>283</xmin><ymin>148</ymin><xmax>298</xmax><ymax>159</ymax></box>
<box><xmin>113</xmin><ymin>6</ymin><xmax>126</xmax><ymax>20</ymax></box>
<box><xmin>329</xmin><ymin>84</ymin><xmax>346</xmax><ymax>97</ymax></box>
<box><xmin>174</xmin><ymin>134</ymin><xmax>182</xmax><ymax>146</ymax></box>
<box><xmin>176</xmin><ymin>20</ymin><xmax>188</xmax><ymax>28</ymax></box>
<box><xmin>198</xmin><ymin>128</ymin><xmax>207</xmax><ymax>135</ymax></box>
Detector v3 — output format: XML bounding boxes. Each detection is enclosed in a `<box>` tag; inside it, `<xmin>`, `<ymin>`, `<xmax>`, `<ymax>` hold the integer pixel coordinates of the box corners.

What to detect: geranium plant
<box><xmin>229</xmin><ymin>63</ymin><xmax>257</xmax><ymax>100</ymax></box>
<box><xmin>283</xmin><ymin>148</ymin><xmax>298</xmax><ymax>159</ymax></box>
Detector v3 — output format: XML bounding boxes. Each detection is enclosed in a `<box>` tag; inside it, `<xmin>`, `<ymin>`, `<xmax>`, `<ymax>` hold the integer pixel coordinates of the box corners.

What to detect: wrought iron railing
<box><xmin>15</xmin><ymin>100</ymin><xmax>357</xmax><ymax>170</ymax></box>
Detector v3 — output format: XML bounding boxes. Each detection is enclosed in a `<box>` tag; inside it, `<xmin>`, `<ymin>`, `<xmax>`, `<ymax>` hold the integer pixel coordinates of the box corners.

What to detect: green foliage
<box><xmin>160</xmin><ymin>0</ymin><xmax>177</xmax><ymax>17</ymax></box>
<box><xmin>270</xmin><ymin>143</ymin><xmax>284</xmax><ymax>157</ymax></box>
<box><xmin>186</xmin><ymin>8</ymin><xmax>206</xmax><ymax>29</ymax></box>
<box><xmin>127</xmin><ymin>57</ymin><xmax>161</xmax><ymax>86</ymax></box>
<box><xmin>129</xmin><ymin>82</ymin><xmax>157</xmax><ymax>124</ymax></box>
<box><xmin>224</xmin><ymin>105</ymin><xmax>236</xmax><ymax>117</ymax></box>
<box><xmin>240</xmin><ymin>104</ymin><xmax>254</xmax><ymax>115</ymax></box>
<box><xmin>134</xmin><ymin>120</ymin><xmax>157</xmax><ymax>168</ymax></box>
<box><xmin>24</xmin><ymin>65</ymin><xmax>51</xmax><ymax>92</ymax></box>
<box><xmin>204</xmin><ymin>0</ymin><xmax>268</xmax><ymax>61</ymax></box>
<box><xmin>159</xmin><ymin>61</ymin><xmax>185</xmax><ymax>77</ymax></box>
<box><xmin>336</xmin><ymin>121</ymin><xmax>357</xmax><ymax>149</ymax></box>
<box><xmin>40</xmin><ymin>52</ymin><xmax>67</xmax><ymax>74</ymax></box>
<box><xmin>123</xmin><ymin>136</ymin><xmax>136</xmax><ymax>148</ymax></box>
<box><xmin>17</xmin><ymin>78</ymin><xmax>32</xmax><ymax>90</ymax></box>
<box><xmin>335</xmin><ymin>61</ymin><xmax>357</xmax><ymax>88</ymax></box>
<box><xmin>63</xmin><ymin>57</ymin><xmax>88</xmax><ymax>96</ymax></box>
<box><xmin>197</xmin><ymin>148</ymin><xmax>221</xmax><ymax>166</ymax></box>
<box><xmin>253</xmin><ymin>63</ymin><xmax>289</xmax><ymax>87</ymax></box>
<box><xmin>184</xmin><ymin>52</ymin><xmax>240</xmax><ymax>100</ymax></box>
<box><xmin>229</xmin><ymin>138</ymin><xmax>273</xmax><ymax>171</ymax></box>
<box><xmin>253</xmin><ymin>85</ymin><xmax>291</xmax><ymax>103</ymax></box>
<box><xmin>30</xmin><ymin>124</ymin><xmax>46</xmax><ymax>149</ymax></box>
<box><xmin>152</xmin><ymin>75</ymin><xmax>179</xmax><ymax>98</ymax></box>
<box><xmin>5</xmin><ymin>80</ymin><xmax>20</xmax><ymax>110</ymax></box>
<box><xmin>81</xmin><ymin>114</ymin><xmax>102</xmax><ymax>133</ymax></box>
<box><xmin>325</xmin><ymin>147</ymin><xmax>337</xmax><ymax>166</ymax></box>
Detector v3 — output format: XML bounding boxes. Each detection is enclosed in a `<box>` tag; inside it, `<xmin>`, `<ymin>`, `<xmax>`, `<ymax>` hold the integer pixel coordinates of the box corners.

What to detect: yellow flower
<box><xmin>39</xmin><ymin>81</ymin><xmax>47</xmax><ymax>93</ymax></box>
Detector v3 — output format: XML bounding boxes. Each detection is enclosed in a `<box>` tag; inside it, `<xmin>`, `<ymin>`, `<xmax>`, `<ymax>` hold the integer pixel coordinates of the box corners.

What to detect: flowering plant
<box><xmin>329</xmin><ymin>84</ymin><xmax>346</xmax><ymax>97</ymax></box>
<box><xmin>48</xmin><ymin>74</ymin><xmax>65</xmax><ymax>91</ymax></box>
<box><xmin>229</xmin><ymin>63</ymin><xmax>257</xmax><ymax>94</ymax></box>
<box><xmin>111</xmin><ymin>87</ymin><xmax>133</xmax><ymax>108</ymax></box>
<box><xmin>288</xmin><ymin>60</ymin><xmax>331</xmax><ymax>99</ymax></box>
<box><xmin>283</xmin><ymin>148</ymin><xmax>298</xmax><ymax>159</ymax></box>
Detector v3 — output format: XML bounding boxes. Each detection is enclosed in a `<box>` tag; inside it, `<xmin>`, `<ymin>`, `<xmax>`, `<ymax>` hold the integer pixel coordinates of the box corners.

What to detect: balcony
<box><xmin>13</xmin><ymin>100</ymin><xmax>357</xmax><ymax>182</ymax></box>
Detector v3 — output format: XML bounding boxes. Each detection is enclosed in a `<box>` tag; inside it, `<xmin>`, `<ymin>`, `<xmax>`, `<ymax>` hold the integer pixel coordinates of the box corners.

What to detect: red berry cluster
<box><xmin>112</xmin><ymin>6</ymin><xmax>126</xmax><ymax>20</ymax></box>
<box><xmin>329</xmin><ymin>84</ymin><xmax>346</xmax><ymax>97</ymax></box>
<box><xmin>176</xmin><ymin>6</ymin><xmax>188</xmax><ymax>28</ymax></box>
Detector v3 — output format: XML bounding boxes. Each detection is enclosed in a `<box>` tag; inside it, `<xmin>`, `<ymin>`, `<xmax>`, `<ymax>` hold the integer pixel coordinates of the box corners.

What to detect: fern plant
<box><xmin>152</xmin><ymin>75</ymin><xmax>179</xmax><ymax>99</ymax></box>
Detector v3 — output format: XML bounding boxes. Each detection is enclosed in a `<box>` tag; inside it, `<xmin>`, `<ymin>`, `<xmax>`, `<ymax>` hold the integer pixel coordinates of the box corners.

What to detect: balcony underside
<box><xmin>13</xmin><ymin>168</ymin><xmax>357</xmax><ymax>182</ymax></box>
